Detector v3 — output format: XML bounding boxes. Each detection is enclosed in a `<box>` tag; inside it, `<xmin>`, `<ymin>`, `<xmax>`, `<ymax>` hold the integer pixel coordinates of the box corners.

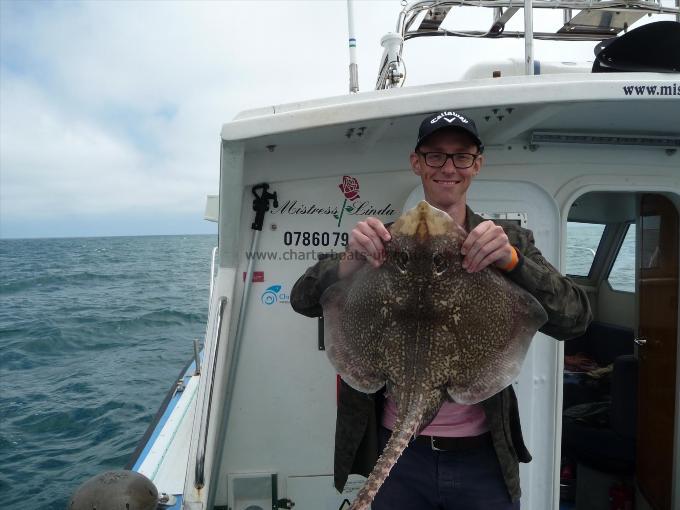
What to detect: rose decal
<box><xmin>335</xmin><ymin>175</ymin><xmax>360</xmax><ymax>226</ymax></box>
<box><xmin>339</xmin><ymin>175</ymin><xmax>360</xmax><ymax>201</ymax></box>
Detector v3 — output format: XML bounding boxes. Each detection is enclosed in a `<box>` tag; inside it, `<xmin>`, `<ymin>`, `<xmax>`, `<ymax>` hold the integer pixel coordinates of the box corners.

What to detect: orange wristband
<box><xmin>500</xmin><ymin>247</ymin><xmax>519</xmax><ymax>272</ymax></box>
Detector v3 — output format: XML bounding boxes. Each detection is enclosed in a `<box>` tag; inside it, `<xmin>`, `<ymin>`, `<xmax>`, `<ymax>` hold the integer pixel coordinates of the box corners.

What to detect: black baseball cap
<box><xmin>415</xmin><ymin>110</ymin><xmax>484</xmax><ymax>153</ymax></box>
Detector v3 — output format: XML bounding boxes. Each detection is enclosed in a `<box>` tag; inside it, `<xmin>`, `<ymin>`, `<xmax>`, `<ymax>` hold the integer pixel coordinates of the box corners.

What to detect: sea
<box><xmin>0</xmin><ymin>235</ymin><xmax>216</xmax><ymax>509</ymax></box>
<box><xmin>0</xmin><ymin>226</ymin><xmax>632</xmax><ymax>509</ymax></box>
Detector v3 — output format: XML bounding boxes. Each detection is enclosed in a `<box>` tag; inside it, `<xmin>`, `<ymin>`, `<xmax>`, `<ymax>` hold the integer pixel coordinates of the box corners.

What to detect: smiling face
<box><xmin>410</xmin><ymin>128</ymin><xmax>483</xmax><ymax>222</ymax></box>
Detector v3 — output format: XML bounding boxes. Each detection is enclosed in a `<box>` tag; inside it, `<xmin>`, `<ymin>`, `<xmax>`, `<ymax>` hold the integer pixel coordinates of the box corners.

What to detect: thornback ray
<box><xmin>320</xmin><ymin>201</ymin><xmax>548</xmax><ymax>510</ymax></box>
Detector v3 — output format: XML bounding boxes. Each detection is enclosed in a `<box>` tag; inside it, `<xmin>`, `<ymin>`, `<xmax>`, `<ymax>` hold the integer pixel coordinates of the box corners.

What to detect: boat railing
<box><xmin>398</xmin><ymin>0</ymin><xmax>678</xmax><ymax>40</ymax></box>
<box><xmin>193</xmin><ymin>246</ymin><xmax>222</xmax><ymax>487</ymax></box>
<box><xmin>194</xmin><ymin>295</ymin><xmax>228</xmax><ymax>489</ymax></box>
<box><xmin>376</xmin><ymin>0</ymin><xmax>679</xmax><ymax>88</ymax></box>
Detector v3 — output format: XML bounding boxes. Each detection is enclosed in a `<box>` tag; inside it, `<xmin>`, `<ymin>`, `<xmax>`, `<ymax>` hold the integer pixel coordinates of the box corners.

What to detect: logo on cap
<box><xmin>430</xmin><ymin>111</ymin><xmax>469</xmax><ymax>125</ymax></box>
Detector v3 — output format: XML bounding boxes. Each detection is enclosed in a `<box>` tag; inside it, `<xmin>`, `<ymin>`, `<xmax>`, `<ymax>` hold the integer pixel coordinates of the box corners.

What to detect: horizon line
<box><xmin>0</xmin><ymin>231</ymin><xmax>217</xmax><ymax>241</ymax></box>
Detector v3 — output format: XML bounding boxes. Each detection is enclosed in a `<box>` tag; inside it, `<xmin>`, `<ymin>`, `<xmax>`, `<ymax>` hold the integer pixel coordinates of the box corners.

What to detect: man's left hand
<box><xmin>460</xmin><ymin>220</ymin><xmax>515</xmax><ymax>273</ymax></box>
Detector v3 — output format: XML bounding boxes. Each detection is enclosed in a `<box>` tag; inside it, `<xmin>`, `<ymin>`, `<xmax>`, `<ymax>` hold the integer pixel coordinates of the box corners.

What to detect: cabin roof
<box><xmin>221</xmin><ymin>73</ymin><xmax>679</xmax><ymax>153</ymax></box>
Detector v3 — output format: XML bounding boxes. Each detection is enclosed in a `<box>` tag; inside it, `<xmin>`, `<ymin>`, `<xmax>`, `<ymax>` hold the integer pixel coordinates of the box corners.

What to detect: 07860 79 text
<box><xmin>283</xmin><ymin>231</ymin><xmax>349</xmax><ymax>247</ymax></box>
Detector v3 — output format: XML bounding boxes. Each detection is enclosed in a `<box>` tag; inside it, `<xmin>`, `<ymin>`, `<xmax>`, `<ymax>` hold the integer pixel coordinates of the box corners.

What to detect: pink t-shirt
<box><xmin>381</xmin><ymin>395</ymin><xmax>489</xmax><ymax>437</ymax></box>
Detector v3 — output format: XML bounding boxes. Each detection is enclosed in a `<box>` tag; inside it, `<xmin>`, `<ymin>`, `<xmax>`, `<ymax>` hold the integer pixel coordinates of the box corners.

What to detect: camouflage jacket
<box><xmin>290</xmin><ymin>207</ymin><xmax>592</xmax><ymax>502</ymax></box>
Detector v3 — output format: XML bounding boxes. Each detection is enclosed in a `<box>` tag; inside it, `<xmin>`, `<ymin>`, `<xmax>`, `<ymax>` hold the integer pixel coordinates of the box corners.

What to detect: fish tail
<box><xmin>349</xmin><ymin>406</ymin><xmax>423</xmax><ymax>510</ymax></box>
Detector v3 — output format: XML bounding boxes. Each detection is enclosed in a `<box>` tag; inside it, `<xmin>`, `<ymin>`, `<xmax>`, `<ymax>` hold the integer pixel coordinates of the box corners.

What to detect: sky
<box><xmin>1</xmin><ymin>0</ymin><xmax>672</xmax><ymax>239</ymax></box>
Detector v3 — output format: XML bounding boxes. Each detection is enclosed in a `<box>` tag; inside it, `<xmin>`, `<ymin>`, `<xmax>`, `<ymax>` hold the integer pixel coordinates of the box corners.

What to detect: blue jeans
<box><xmin>372</xmin><ymin>427</ymin><xmax>520</xmax><ymax>510</ymax></box>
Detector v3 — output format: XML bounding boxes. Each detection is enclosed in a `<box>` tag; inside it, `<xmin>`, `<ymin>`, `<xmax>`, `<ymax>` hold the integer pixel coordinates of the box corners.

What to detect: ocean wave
<box><xmin>0</xmin><ymin>309</ymin><xmax>204</xmax><ymax>363</ymax></box>
<box><xmin>11</xmin><ymin>400</ymin><xmax>143</xmax><ymax>436</ymax></box>
<box><xmin>102</xmin><ymin>308</ymin><xmax>205</xmax><ymax>330</ymax></box>
<box><xmin>0</xmin><ymin>350</ymin><xmax>36</xmax><ymax>370</ymax></box>
<box><xmin>0</xmin><ymin>319</ymin><xmax>73</xmax><ymax>358</ymax></box>
<box><xmin>0</xmin><ymin>234</ymin><xmax>216</xmax><ymax>509</ymax></box>
<box><xmin>0</xmin><ymin>271</ymin><xmax>142</xmax><ymax>294</ymax></box>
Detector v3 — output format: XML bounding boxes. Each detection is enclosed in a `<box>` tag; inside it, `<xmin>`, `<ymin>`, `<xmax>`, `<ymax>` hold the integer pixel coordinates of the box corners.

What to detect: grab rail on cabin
<box><xmin>194</xmin><ymin>296</ymin><xmax>228</xmax><ymax>489</ymax></box>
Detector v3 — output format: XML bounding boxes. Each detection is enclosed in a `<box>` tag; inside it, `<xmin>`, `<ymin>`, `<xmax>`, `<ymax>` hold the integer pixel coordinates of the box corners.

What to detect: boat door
<box><xmin>636</xmin><ymin>193</ymin><xmax>679</xmax><ymax>510</ymax></box>
<box><xmin>469</xmin><ymin>181</ymin><xmax>563</xmax><ymax>510</ymax></box>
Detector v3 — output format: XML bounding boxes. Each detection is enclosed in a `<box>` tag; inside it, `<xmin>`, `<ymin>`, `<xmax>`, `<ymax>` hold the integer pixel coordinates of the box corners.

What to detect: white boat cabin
<box><xmin>177</xmin><ymin>71</ymin><xmax>680</xmax><ymax>509</ymax></box>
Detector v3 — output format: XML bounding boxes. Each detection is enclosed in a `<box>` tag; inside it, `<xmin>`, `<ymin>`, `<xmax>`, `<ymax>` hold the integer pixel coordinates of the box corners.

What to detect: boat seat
<box><xmin>564</xmin><ymin>321</ymin><xmax>634</xmax><ymax>366</ymax></box>
<box><xmin>592</xmin><ymin>21</ymin><xmax>680</xmax><ymax>73</ymax></box>
<box><xmin>562</xmin><ymin>354</ymin><xmax>639</xmax><ymax>474</ymax></box>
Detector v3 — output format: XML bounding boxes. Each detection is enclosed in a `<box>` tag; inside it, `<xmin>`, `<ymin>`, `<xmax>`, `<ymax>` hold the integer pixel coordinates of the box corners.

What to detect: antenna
<box><xmin>524</xmin><ymin>0</ymin><xmax>535</xmax><ymax>75</ymax></box>
<box><xmin>347</xmin><ymin>0</ymin><xmax>359</xmax><ymax>93</ymax></box>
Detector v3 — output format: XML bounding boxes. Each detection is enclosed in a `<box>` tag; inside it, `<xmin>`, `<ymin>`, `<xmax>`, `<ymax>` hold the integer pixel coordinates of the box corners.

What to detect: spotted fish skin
<box><xmin>320</xmin><ymin>201</ymin><xmax>548</xmax><ymax>510</ymax></box>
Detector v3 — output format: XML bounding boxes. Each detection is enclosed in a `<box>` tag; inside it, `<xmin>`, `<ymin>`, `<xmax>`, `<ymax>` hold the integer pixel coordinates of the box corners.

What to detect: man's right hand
<box><xmin>338</xmin><ymin>217</ymin><xmax>391</xmax><ymax>279</ymax></box>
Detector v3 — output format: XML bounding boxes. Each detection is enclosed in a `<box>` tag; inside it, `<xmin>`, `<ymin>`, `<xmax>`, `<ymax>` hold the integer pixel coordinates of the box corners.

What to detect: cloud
<box><xmin>1</xmin><ymin>0</ymin><xmax>380</xmax><ymax>237</ymax></box>
<box><xmin>0</xmin><ymin>72</ymin><xmax>209</xmax><ymax>219</ymax></box>
<box><xmin>1</xmin><ymin>0</ymin><xmax>674</xmax><ymax>238</ymax></box>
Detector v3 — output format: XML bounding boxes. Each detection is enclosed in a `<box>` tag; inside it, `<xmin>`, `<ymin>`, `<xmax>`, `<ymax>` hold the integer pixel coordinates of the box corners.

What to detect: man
<box><xmin>290</xmin><ymin>111</ymin><xmax>592</xmax><ymax>509</ymax></box>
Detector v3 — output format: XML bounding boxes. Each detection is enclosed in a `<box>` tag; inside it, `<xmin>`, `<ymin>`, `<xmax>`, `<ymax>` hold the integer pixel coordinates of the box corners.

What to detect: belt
<box><xmin>413</xmin><ymin>431</ymin><xmax>492</xmax><ymax>451</ymax></box>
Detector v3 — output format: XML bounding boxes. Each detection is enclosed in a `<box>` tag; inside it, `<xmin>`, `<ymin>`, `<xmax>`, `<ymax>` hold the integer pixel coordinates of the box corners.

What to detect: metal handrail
<box><xmin>377</xmin><ymin>0</ymin><xmax>680</xmax><ymax>88</ymax></box>
<box><xmin>401</xmin><ymin>0</ymin><xmax>677</xmax><ymax>26</ymax></box>
<box><xmin>399</xmin><ymin>0</ymin><xmax>678</xmax><ymax>38</ymax></box>
<box><xmin>217</xmin><ymin>230</ymin><xmax>260</xmax><ymax>463</ymax></box>
<box><xmin>194</xmin><ymin>296</ymin><xmax>228</xmax><ymax>489</ymax></box>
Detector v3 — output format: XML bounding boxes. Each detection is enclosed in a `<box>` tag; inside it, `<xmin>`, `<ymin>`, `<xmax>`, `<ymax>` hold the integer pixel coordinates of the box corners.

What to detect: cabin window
<box><xmin>607</xmin><ymin>223</ymin><xmax>636</xmax><ymax>292</ymax></box>
<box><xmin>566</xmin><ymin>222</ymin><xmax>605</xmax><ymax>277</ymax></box>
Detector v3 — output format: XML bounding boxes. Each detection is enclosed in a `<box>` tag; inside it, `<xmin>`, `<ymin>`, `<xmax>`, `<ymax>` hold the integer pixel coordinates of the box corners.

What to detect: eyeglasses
<box><xmin>417</xmin><ymin>151</ymin><xmax>480</xmax><ymax>169</ymax></box>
